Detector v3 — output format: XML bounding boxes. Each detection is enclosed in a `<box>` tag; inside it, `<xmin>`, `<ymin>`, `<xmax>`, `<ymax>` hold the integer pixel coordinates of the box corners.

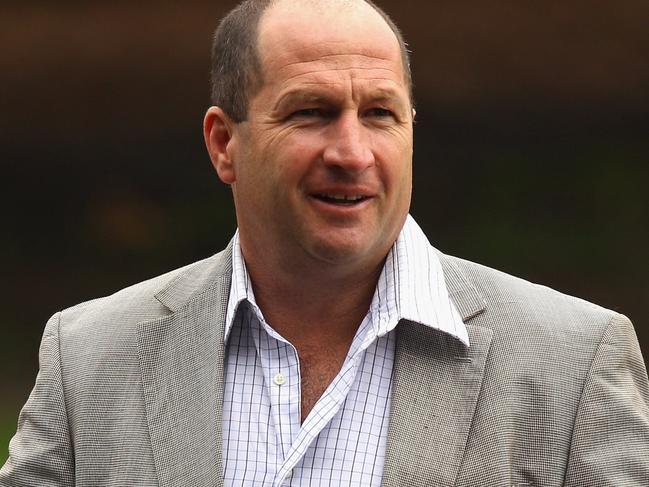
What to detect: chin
<box><xmin>306</xmin><ymin>234</ymin><xmax>379</xmax><ymax>267</ymax></box>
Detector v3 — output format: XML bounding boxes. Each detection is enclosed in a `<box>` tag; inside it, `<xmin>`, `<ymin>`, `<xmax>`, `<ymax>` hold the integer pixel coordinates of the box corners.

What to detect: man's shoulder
<box><xmin>441</xmin><ymin>252</ymin><xmax>625</xmax><ymax>336</ymax></box>
<box><xmin>55</xmin><ymin>245</ymin><xmax>233</xmax><ymax>340</ymax></box>
<box><xmin>437</xmin><ymin>253</ymin><xmax>638</xmax><ymax>393</ymax></box>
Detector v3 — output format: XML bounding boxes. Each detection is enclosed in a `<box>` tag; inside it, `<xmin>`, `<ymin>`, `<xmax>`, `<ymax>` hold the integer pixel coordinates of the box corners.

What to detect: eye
<box><xmin>292</xmin><ymin>108</ymin><xmax>324</xmax><ymax>118</ymax></box>
<box><xmin>366</xmin><ymin>107</ymin><xmax>394</xmax><ymax>118</ymax></box>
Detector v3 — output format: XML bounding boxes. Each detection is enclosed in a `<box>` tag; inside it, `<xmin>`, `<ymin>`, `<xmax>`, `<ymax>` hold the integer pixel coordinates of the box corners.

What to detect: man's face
<box><xmin>225</xmin><ymin>0</ymin><xmax>413</xmax><ymax>274</ymax></box>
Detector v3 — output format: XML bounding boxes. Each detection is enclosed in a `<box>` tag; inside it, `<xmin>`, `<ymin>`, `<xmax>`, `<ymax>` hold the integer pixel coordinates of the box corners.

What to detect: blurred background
<box><xmin>1</xmin><ymin>0</ymin><xmax>647</xmax><ymax>463</ymax></box>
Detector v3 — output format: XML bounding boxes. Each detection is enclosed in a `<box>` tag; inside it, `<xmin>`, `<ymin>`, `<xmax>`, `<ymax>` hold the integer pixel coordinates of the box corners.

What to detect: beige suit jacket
<box><xmin>2</xmin><ymin>242</ymin><xmax>648</xmax><ymax>486</ymax></box>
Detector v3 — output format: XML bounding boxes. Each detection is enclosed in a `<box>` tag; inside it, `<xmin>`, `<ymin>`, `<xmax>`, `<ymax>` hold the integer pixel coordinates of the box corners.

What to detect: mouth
<box><xmin>311</xmin><ymin>193</ymin><xmax>371</xmax><ymax>206</ymax></box>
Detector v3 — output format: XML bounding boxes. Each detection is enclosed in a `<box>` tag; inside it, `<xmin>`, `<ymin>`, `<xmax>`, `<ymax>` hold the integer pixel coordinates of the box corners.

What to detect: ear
<box><xmin>204</xmin><ymin>106</ymin><xmax>238</xmax><ymax>184</ymax></box>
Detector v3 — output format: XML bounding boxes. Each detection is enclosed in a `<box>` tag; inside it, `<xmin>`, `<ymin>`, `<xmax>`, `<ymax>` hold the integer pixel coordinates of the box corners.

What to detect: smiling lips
<box><xmin>313</xmin><ymin>193</ymin><xmax>371</xmax><ymax>205</ymax></box>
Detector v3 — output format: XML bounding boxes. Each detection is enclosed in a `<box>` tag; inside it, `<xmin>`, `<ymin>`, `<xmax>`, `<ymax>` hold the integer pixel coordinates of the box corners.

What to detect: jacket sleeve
<box><xmin>564</xmin><ymin>313</ymin><xmax>649</xmax><ymax>486</ymax></box>
<box><xmin>0</xmin><ymin>312</ymin><xmax>75</xmax><ymax>486</ymax></box>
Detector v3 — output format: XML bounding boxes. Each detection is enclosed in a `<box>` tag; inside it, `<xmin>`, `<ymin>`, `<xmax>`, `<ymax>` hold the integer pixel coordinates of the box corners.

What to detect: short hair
<box><xmin>210</xmin><ymin>0</ymin><xmax>413</xmax><ymax>123</ymax></box>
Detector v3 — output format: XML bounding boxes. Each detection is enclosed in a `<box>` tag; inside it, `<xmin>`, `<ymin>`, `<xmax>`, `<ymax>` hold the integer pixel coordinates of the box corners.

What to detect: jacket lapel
<box><xmin>137</xmin><ymin>246</ymin><xmax>232</xmax><ymax>487</ymax></box>
<box><xmin>382</xmin><ymin>254</ymin><xmax>492</xmax><ymax>487</ymax></box>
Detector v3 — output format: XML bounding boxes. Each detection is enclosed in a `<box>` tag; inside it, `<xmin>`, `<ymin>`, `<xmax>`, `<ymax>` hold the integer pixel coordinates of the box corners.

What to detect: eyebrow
<box><xmin>273</xmin><ymin>89</ymin><xmax>337</xmax><ymax>113</ymax></box>
<box><xmin>273</xmin><ymin>85</ymin><xmax>406</xmax><ymax>113</ymax></box>
<box><xmin>366</xmin><ymin>88</ymin><xmax>405</xmax><ymax>106</ymax></box>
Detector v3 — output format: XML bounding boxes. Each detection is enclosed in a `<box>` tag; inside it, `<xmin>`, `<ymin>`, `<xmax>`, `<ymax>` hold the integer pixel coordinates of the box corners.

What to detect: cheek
<box><xmin>375</xmin><ymin>139</ymin><xmax>412</xmax><ymax>185</ymax></box>
<box><xmin>268</xmin><ymin>136</ymin><xmax>321</xmax><ymax>180</ymax></box>
<box><xmin>279</xmin><ymin>130</ymin><xmax>323</xmax><ymax>156</ymax></box>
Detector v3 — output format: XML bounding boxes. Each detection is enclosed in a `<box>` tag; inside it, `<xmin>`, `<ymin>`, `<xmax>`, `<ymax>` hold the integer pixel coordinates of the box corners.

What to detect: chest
<box><xmin>222</xmin><ymin>322</ymin><xmax>396</xmax><ymax>487</ymax></box>
<box><xmin>298</xmin><ymin>346</ymin><xmax>349</xmax><ymax>422</ymax></box>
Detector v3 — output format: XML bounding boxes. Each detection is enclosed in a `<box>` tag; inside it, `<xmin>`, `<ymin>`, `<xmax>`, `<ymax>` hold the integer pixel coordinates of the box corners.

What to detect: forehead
<box><xmin>256</xmin><ymin>0</ymin><xmax>405</xmax><ymax>87</ymax></box>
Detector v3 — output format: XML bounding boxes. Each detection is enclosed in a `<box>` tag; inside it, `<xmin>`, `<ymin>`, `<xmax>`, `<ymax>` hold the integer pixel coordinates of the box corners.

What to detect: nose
<box><xmin>322</xmin><ymin>111</ymin><xmax>375</xmax><ymax>172</ymax></box>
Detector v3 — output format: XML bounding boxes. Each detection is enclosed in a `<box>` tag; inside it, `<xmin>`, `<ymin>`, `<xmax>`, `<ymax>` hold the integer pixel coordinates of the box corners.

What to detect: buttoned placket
<box><xmin>225</xmin><ymin>299</ymin><xmax>398</xmax><ymax>486</ymax></box>
<box><xmin>264</xmin><ymin>315</ymin><xmax>384</xmax><ymax>487</ymax></box>
<box><xmin>246</xmin><ymin>309</ymin><xmax>385</xmax><ymax>487</ymax></box>
<box><xmin>249</xmin><ymin>311</ymin><xmax>302</xmax><ymax>467</ymax></box>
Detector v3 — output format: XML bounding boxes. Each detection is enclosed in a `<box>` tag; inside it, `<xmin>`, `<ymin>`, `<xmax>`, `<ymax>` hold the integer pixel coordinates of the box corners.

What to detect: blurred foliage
<box><xmin>0</xmin><ymin>411</ymin><xmax>16</xmax><ymax>465</ymax></box>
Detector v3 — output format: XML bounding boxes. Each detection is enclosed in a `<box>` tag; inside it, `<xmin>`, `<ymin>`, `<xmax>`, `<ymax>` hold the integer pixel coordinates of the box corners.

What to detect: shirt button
<box><xmin>273</xmin><ymin>373</ymin><xmax>286</xmax><ymax>385</ymax></box>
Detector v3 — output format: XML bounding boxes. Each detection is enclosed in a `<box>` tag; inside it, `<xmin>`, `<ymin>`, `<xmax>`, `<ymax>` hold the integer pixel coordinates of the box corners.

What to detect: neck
<box><xmin>239</xmin><ymin>240</ymin><xmax>384</xmax><ymax>348</ymax></box>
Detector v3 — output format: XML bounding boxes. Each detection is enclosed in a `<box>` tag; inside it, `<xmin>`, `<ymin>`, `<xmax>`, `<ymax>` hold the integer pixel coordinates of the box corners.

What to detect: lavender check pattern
<box><xmin>222</xmin><ymin>215</ymin><xmax>467</xmax><ymax>486</ymax></box>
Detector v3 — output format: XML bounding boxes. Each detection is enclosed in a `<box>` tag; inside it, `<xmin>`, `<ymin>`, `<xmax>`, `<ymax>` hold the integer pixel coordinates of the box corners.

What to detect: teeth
<box><xmin>320</xmin><ymin>194</ymin><xmax>364</xmax><ymax>201</ymax></box>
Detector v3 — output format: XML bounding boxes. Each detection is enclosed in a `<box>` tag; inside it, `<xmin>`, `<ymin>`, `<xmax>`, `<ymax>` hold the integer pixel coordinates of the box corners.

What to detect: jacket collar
<box><xmin>154</xmin><ymin>240</ymin><xmax>233</xmax><ymax>313</ymax></box>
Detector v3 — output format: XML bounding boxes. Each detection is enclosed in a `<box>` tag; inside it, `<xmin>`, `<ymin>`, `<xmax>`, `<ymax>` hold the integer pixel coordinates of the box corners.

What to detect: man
<box><xmin>2</xmin><ymin>0</ymin><xmax>648</xmax><ymax>485</ymax></box>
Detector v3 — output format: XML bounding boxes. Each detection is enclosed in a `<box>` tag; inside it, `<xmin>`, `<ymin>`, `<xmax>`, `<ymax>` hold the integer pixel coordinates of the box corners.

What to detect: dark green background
<box><xmin>1</xmin><ymin>0</ymin><xmax>648</xmax><ymax>464</ymax></box>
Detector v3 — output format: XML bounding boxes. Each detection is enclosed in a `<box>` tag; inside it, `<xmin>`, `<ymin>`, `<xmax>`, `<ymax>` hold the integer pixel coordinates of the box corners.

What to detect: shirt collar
<box><xmin>224</xmin><ymin>215</ymin><xmax>468</xmax><ymax>346</ymax></box>
<box><xmin>368</xmin><ymin>215</ymin><xmax>469</xmax><ymax>345</ymax></box>
<box><xmin>224</xmin><ymin>231</ymin><xmax>258</xmax><ymax>342</ymax></box>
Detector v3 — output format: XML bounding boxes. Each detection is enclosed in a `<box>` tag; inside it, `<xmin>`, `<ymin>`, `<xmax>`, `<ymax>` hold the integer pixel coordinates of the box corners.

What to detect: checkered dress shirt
<box><xmin>222</xmin><ymin>215</ymin><xmax>467</xmax><ymax>486</ymax></box>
